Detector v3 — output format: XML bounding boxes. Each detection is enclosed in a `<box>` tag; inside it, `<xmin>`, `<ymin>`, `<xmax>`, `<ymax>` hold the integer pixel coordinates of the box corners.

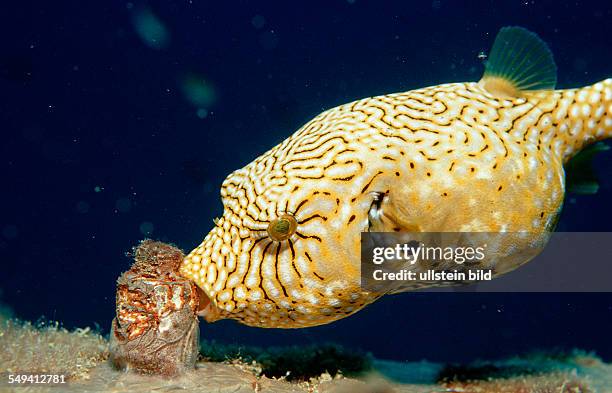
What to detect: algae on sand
<box><xmin>0</xmin><ymin>318</ymin><xmax>611</xmax><ymax>392</ymax></box>
<box><xmin>201</xmin><ymin>340</ymin><xmax>373</xmax><ymax>381</ymax></box>
<box><xmin>0</xmin><ymin>319</ymin><xmax>109</xmax><ymax>380</ymax></box>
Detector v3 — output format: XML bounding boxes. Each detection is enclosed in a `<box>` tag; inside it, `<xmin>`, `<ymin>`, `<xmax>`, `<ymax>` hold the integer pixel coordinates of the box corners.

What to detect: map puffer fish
<box><xmin>180</xmin><ymin>27</ymin><xmax>612</xmax><ymax>328</ymax></box>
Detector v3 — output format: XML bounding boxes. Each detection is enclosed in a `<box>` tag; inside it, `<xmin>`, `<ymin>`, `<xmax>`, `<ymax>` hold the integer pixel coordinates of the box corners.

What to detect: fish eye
<box><xmin>267</xmin><ymin>214</ymin><xmax>297</xmax><ymax>241</ymax></box>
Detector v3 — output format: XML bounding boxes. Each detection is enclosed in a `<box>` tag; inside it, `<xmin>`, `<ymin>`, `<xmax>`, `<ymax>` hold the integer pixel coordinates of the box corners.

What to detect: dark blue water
<box><xmin>1</xmin><ymin>1</ymin><xmax>610</xmax><ymax>363</ymax></box>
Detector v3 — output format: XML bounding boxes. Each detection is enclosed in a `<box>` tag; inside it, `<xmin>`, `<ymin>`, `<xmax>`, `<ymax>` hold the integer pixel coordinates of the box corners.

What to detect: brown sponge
<box><xmin>109</xmin><ymin>240</ymin><xmax>200</xmax><ymax>376</ymax></box>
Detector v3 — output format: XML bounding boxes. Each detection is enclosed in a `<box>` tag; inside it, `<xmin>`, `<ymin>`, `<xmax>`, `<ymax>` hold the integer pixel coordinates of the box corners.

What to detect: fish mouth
<box><xmin>194</xmin><ymin>284</ymin><xmax>221</xmax><ymax>322</ymax></box>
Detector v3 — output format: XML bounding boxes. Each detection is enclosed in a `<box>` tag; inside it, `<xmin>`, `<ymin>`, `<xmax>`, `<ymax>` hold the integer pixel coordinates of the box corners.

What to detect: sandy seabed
<box><xmin>1</xmin><ymin>318</ymin><xmax>611</xmax><ymax>393</ymax></box>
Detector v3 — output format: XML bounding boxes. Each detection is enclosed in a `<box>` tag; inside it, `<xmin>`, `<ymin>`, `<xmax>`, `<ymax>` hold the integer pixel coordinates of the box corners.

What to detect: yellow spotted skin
<box><xmin>180</xmin><ymin>79</ymin><xmax>612</xmax><ymax>328</ymax></box>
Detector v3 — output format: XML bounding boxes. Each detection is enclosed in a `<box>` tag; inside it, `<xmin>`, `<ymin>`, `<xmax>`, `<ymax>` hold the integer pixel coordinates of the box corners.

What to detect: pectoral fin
<box><xmin>565</xmin><ymin>142</ymin><xmax>611</xmax><ymax>194</ymax></box>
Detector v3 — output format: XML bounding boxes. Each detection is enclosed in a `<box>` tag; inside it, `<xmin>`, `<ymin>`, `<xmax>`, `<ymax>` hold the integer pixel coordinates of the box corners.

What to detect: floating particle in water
<box><xmin>196</xmin><ymin>108</ymin><xmax>208</xmax><ymax>119</ymax></box>
<box><xmin>76</xmin><ymin>201</ymin><xmax>90</xmax><ymax>214</ymax></box>
<box><xmin>251</xmin><ymin>15</ymin><xmax>265</xmax><ymax>29</ymax></box>
<box><xmin>347</xmin><ymin>0</ymin><xmax>355</xmax><ymax>4</ymax></box>
<box><xmin>139</xmin><ymin>221</ymin><xmax>154</xmax><ymax>236</ymax></box>
<box><xmin>431</xmin><ymin>0</ymin><xmax>441</xmax><ymax>10</ymax></box>
<box><xmin>477</xmin><ymin>51</ymin><xmax>488</xmax><ymax>60</ymax></box>
<box><xmin>181</xmin><ymin>73</ymin><xmax>216</xmax><ymax>108</ymax></box>
<box><xmin>132</xmin><ymin>7</ymin><xmax>170</xmax><ymax>50</ymax></box>
<box><xmin>94</xmin><ymin>186</ymin><xmax>104</xmax><ymax>193</ymax></box>
<box><xmin>2</xmin><ymin>225</ymin><xmax>18</xmax><ymax>239</ymax></box>
<box><xmin>115</xmin><ymin>198</ymin><xmax>132</xmax><ymax>213</ymax></box>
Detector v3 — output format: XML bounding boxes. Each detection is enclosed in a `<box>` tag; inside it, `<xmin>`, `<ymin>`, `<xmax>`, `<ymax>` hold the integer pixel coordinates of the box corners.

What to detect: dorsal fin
<box><xmin>479</xmin><ymin>26</ymin><xmax>557</xmax><ymax>98</ymax></box>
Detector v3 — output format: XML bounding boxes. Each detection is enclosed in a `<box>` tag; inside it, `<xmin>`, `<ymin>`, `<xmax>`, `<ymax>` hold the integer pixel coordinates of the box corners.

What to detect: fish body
<box><xmin>180</xmin><ymin>28</ymin><xmax>612</xmax><ymax>328</ymax></box>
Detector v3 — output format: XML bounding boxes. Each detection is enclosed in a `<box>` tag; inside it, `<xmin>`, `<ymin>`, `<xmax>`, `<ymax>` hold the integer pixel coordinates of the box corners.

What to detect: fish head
<box><xmin>180</xmin><ymin>127</ymin><xmax>384</xmax><ymax>326</ymax></box>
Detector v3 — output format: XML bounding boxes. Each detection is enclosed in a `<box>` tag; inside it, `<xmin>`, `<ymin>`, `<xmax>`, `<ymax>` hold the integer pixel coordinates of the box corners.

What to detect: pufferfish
<box><xmin>180</xmin><ymin>27</ymin><xmax>611</xmax><ymax>328</ymax></box>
